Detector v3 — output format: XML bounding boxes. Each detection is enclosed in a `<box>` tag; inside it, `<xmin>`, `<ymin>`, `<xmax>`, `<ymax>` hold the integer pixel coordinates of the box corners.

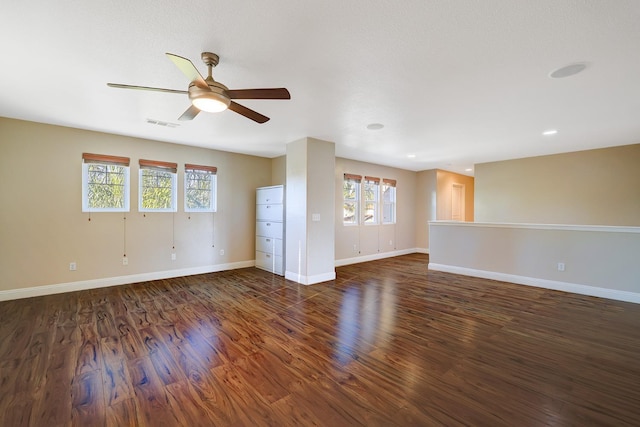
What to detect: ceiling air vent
<box><xmin>146</xmin><ymin>118</ymin><xmax>179</xmax><ymax>128</ymax></box>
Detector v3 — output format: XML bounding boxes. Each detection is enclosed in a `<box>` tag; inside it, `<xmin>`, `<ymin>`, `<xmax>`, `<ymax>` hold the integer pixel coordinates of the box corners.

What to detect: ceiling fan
<box><xmin>107</xmin><ymin>52</ymin><xmax>290</xmax><ymax>124</ymax></box>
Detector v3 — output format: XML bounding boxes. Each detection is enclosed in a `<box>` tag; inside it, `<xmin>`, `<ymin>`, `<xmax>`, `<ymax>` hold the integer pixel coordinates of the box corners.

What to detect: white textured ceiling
<box><xmin>1</xmin><ymin>1</ymin><xmax>640</xmax><ymax>174</ymax></box>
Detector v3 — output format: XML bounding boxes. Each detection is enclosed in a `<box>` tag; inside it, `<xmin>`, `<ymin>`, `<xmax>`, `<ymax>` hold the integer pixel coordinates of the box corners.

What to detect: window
<box><xmin>82</xmin><ymin>153</ymin><xmax>130</xmax><ymax>212</ymax></box>
<box><xmin>343</xmin><ymin>174</ymin><xmax>361</xmax><ymax>225</ymax></box>
<box><xmin>363</xmin><ymin>176</ymin><xmax>380</xmax><ymax>224</ymax></box>
<box><xmin>139</xmin><ymin>159</ymin><xmax>177</xmax><ymax>212</ymax></box>
<box><xmin>382</xmin><ymin>178</ymin><xmax>396</xmax><ymax>224</ymax></box>
<box><xmin>184</xmin><ymin>164</ymin><xmax>217</xmax><ymax>212</ymax></box>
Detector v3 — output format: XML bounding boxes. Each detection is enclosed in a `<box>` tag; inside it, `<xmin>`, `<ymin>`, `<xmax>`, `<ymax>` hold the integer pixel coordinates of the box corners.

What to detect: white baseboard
<box><xmin>335</xmin><ymin>248</ymin><xmax>422</xmax><ymax>267</ymax></box>
<box><xmin>0</xmin><ymin>260</ymin><xmax>255</xmax><ymax>302</ymax></box>
<box><xmin>284</xmin><ymin>270</ymin><xmax>336</xmax><ymax>285</ymax></box>
<box><xmin>428</xmin><ymin>263</ymin><xmax>640</xmax><ymax>304</ymax></box>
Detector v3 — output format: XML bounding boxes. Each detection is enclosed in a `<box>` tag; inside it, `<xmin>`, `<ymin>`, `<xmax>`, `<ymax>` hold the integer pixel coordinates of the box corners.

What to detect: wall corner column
<box><xmin>285</xmin><ymin>137</ymin><xmax>336</xmax><ymax>285</ymax></box>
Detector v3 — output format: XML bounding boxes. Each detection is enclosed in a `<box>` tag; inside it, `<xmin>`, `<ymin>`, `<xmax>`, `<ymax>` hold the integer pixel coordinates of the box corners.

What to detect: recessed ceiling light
<box><xmin>542</xmin><ymin>129</ymin><xmax>558</xmax><ymax>136</ymax></box>
<box><xmin>366</xmin><ymin>123</ymin><xmax>384</xmax><ymax>130</ymax></box>
<box><xmin>549</xmin><ymin>62</ymin><xmax>587</xmax><ymax>79</ymax></box>
<box><xmin>465</xmin><ymin>168</ymin><xmax>473</xmax><ymax>172</ymax></box>
<box><xmin>407</xmin><ymin>154</ymin><xmax>416</xmax><ymax>158</ymax></box>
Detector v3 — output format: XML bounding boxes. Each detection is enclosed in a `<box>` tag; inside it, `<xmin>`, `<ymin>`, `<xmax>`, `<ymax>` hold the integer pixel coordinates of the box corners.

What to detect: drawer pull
<box><xmin>266</xmin><ymin>223</ymin><xmax>271</xmax><ymax>226</ymax></box>
<box><xmin>266</xmin><ymin>239</ymin><xmax>271</xmax><ymax>242</ymax></box>
<box><xmin>266</xmin><ymin>254</ymin><xmax>271</xmax><ymax>258</ymax></box>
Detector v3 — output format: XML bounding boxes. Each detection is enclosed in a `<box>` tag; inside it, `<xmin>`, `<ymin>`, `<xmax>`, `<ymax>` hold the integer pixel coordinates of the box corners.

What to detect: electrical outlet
<box><xmin>389</xmin><ymin>240</ymin><xmax>393</xmax><ymax>245</ymax></box>
<box><xmin>557</xmin><ymin>262</ymin><xmax>565</xmax><ymax>272</ymax></box>
<box><xmin>69</xmin><ymin>262</ymin><xmax>77</xmax><ymax>271</ymax></box>
<box><xmin>220</xmin><ymin>249</ymin><xmax>225</xmax><ymax>256</ymax></box>
<box><xmin>122</xmin><ymin>257</ymin><xmax>128</xmax><ymax>266</ymax></box>
<box><xmin>171</xmin><ymin>253</ymin><xmax>176</xmax><ymax>261</ymax></box>
<box><xmin>353</xmin><ymin>244</ymin><xmax>357</xmax><ymax>252</ymax></box>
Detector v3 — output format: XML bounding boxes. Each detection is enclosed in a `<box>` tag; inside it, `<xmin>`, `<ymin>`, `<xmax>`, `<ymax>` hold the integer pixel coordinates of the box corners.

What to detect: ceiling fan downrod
<box><xmin>201</xmin><ymin>52</ymin><xmax>219</xmax><ymax>82</ymax></box>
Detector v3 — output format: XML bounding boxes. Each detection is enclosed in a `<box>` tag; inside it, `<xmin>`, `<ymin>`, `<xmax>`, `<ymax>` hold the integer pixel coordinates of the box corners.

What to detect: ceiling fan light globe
<box><xmin>192</xmin><ymin>94</ymin><xmax>230</xmax><ymax>113</ymax></box>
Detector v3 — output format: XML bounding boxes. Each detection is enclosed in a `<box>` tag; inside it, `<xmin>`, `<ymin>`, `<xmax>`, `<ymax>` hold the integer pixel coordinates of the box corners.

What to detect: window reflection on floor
<box><xmin>334</xmin><ymin>279</ymin><xmax>398</xmax><ymax>364</ymax></box>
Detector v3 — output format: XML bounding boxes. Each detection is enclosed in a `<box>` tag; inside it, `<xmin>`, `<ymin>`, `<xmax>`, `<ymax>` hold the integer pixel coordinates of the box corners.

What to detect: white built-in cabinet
<box><xmin>255</xmin><ymin>185</ymin><xmax>284</xmax><ymax>275</ymax></box>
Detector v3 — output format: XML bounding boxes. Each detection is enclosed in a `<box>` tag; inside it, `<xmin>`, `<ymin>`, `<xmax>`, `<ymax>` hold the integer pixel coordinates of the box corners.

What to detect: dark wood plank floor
<box><xmin>1</xmin><ymin>253</ymin><xmax>640</xmax><ymax>426</ymax></box>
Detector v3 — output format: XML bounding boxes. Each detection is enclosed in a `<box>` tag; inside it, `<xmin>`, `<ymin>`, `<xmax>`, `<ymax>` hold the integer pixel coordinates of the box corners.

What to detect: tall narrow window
<box><xmin>363</xmin><ymin>176</ymin><xmax>380</xmax><ymax>224</ymax></box>
<box><xmin>343</xmin><ymin>174</ymin><xmax>361</xmax><ymax>225</ymax></box>
<box><xmin>82</xmin><ymin>153</ymin><xmax>130</xmax><ymax>212</ymax></box>
<box><xmin>185</xmin><ymin>164</ymin><xmax>217</xmax><ymax>212</ymax></box>
<box><xmin>382</xmin><ymin>178</ymin><xmax>396</xmax><ymax>224</ymax></box>
<box><xmin>139</xmin><ymin>159</ymin><xmax>177</xmax><ymax>212</ymax></box>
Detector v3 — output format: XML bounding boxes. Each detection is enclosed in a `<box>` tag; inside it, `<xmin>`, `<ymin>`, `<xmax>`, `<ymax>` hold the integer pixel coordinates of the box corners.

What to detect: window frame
<box><xmin>382</xmin><ymin>178</ymin><xmax>397</xmax><ymax>224</ymax></box>
<box><xmin>81</xmin><ymin>153</ymin><xmax>130</xmax><ymax>213</ymax></box>
<box><xmin>138</xmin><ymin>159</ymin><xmax>178</xmax><ymax>213</ymax></box>
<box><xmin>363</xmin><ymin>176</ymin><xmax>380</xmax><ymax>225</ymax></box>
<box><xmin>184</xmin><ymin>164</ymin><xmax>218</xmax><ymax>213</ymax></box>
<box><xmin>343</xmin><ymin>173</ymin><xmax>361</xmax><ymax>225</ymax></box>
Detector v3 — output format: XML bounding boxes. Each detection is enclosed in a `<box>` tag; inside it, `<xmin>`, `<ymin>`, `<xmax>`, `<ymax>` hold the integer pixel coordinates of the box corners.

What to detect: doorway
<box><xmin>451</xmin><ymin>183</ymin><xmax>465</xmax><ymax>221</ymax></box>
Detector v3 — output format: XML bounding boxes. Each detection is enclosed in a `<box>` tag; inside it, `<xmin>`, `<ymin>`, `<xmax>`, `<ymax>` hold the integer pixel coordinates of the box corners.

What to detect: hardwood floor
<box><xmin>1</xmin><ymin>253</ymin><xmax>639</xmax><ymax>426</ymax></box>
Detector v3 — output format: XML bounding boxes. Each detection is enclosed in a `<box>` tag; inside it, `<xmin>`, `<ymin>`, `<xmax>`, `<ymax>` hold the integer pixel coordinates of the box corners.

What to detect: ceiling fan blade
<box><xmin>178</xmin><ymin>105</ymin><xmax>201</xmax><ymax>121</ymax></box>
<box><xmin>228</xmin><ymin>101</ymin><xmax>270</xmax><ymax>124</ymax></box>
<box><xmin>107</xmin><ymin>83</ymin><xmax>187</xmax><ymax>94</ymax></box>
<box><xmin>165</xmin><ymin>53</ymin><xmax>208</xmax><ymax>89</ymax></box>
<box><xmin>226</xmin><ymin>88</ymin><xmax>291</xmax><ymax>100</ymax></box>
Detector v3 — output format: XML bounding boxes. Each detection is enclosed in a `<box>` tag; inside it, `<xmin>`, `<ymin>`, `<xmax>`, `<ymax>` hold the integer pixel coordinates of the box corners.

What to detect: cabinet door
<box><xmin>256</xmin><ymin>221</ymin><xmax>283</xmax><ymax>238</ymax></box>
<box><xmin>257</xmin><ymin>203</ymin><xmax>283</xmax><ymax>221</ymax></box>
<box><xmin>257</xmin><ymin>187</ymin><xmax>283</xmax><ymax>205</ymax></box>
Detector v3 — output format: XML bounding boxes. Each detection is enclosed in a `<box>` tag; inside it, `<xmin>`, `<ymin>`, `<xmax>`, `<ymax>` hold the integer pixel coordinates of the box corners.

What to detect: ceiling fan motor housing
<box><xmin>188</xmin><ymin>81</ymin><xmax>231</xmax><ymax>111</ymax></box>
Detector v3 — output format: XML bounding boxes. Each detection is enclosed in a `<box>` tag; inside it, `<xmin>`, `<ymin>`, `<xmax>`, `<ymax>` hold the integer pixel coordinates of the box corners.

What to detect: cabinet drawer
<box><xmin>256</xmin><ymin>236</ymin><xmax>283</xmax><ymax>256</ymax></box>
<box><xmin>257</xmin><ymin>203</ymin><xmax>283</xmax><ymax>221</ymax></box>
<box><xmin>255</xmin><ymin>250</ymin><xmax>283</xmax><ymax>275</ymax></box>
<box><xmin>257</xmin><ymin>187</ymin><xmax>284</xmax><ymax>205</ymax></box>
<box><xmin>256</xmin><ymin>220</ymin><xmax>283</xmax><ymax>238</ymax></box>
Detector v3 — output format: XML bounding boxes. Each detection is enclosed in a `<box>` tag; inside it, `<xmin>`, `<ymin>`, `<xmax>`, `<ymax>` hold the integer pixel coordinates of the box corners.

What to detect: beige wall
<box><xmin>15</xmin><ymin>117</ymin><xmax>637</xmax><ymax>299</ymax></box>
<box><xmin>271</xmin><ymin>155</ymin><xmax>286</xmax><ymax>185</ymax></box>
<box><xmin>415</xmin><ymin>169</ymin><xmax>437</xmax><ymax>251</ymax></box>
<box><xmin>475</xmin><ymin>144</ymin><xmax>640</xmax><ymax>226</ymax></box>
<box><xmin>436</xmin><ymin>169</ymin><xmax>475</xmax><ymax>221</ymax></box>
<box><xmin>0</xmin><ymin>118</ymin><xmax>272</xmax><ymax>293</ymax></box>
<box><xmin>335</xmin><ymin>158</ymin><xmax>416</xmax><ymax>261</ymax></box>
